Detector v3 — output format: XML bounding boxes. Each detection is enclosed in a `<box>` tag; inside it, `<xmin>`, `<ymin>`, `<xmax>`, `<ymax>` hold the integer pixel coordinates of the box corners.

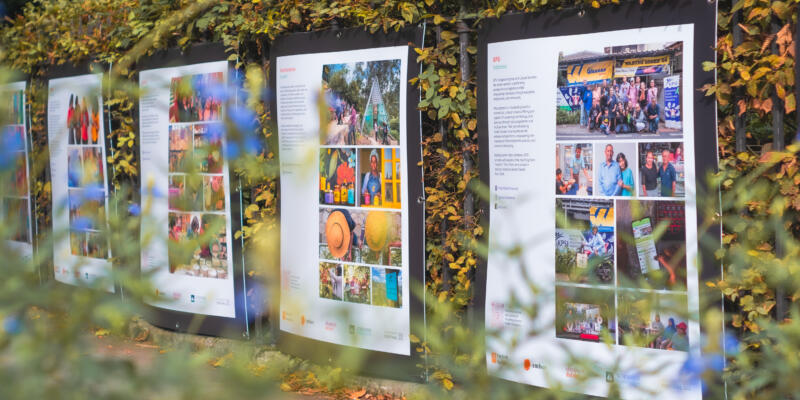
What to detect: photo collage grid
<box><xmin>554</xmin><ymin>41</ymin><xmax>690</xmax><ymax>352</ymax></box>
<box><xmin>65</xmin><ymin>91</ymin><xmax>109</xmax><ymax>259</ymax></box>
<box><xmin>166</xmin><ymin>71</ymin><xmax>230</xmax><ymax>280</ymax></box>
<box><xmin>318</xmin><ymin>59</ymin><xmax>403</xmax><ymax>309</ymax></box>
<box><xmin>2</xmin><ymin>89</ymin><xmax>32</xmax><ymax>244</ymax></box>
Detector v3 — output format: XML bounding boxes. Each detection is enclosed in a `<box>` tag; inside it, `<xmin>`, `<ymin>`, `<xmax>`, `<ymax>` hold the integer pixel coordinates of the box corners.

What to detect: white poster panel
<box><xmin>277</xmin><ymin>46</ymin><xmax>411</xmax><ymax>355</ymax></box>
<box><xmin>139</xmin><ymin>61</ymin><xmax>237</xmax><ymax>318</ymax></box>
<box><xmin>47</xmin><ymin>73</ymin><xmax>114</xmax><ymax>292</ymax></box>
<box><xmin>485</xmin><ymin>25</ymin><xmax>701</xmax><ymax>399</ymax></box>
<box><xmin>2</xmin><ymin>81</ymin><xmax>34</xmax><ymax>261</ymax></box>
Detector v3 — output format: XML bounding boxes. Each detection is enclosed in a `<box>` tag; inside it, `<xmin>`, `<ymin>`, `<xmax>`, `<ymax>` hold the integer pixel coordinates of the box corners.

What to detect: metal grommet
<box><xmin>416</xmin><ymin>196</ymin><xmax>425</xmax><ymax>204</ymax></box>
<box><xmin>577</xmin><ymin>9</ymin><xmax>585</xmax><ymax>18</ymax></box>
<box><xmin>336</xmin><ymin>31</ymin><xmax>343</xmax><ymax>39</ymax></box>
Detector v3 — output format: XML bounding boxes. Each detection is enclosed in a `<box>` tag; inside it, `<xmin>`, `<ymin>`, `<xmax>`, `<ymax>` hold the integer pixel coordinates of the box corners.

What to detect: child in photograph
<box><xmin>616</xmin><ymin>153</ymin><xmax>634</xmax><ymax>197</ymax></box>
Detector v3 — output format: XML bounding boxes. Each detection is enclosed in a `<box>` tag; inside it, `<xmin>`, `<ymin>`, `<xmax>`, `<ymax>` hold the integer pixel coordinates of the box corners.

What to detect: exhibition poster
<box><xmin>139</xmin><ymin>60</ymin><xmax>239</xmax><ymax>319</ymax></box>
<box><xmin>2</xmin><ymin>80</ymin><xmax>34</xmax><ymax>261</ymax></box>
<box><xmin>47</xmin><ymin>72</ymin><xmax>114</xmax><ymax>291</ymax></box>
<box><xmin>480</xmin><ymin>5</ymin><xmax>717</xmax><ymax>399</ymax></box>
<box><xmin>276</xmin><ymin>44</ymin><xmax>413</xmax><ymax>355</ymax></box>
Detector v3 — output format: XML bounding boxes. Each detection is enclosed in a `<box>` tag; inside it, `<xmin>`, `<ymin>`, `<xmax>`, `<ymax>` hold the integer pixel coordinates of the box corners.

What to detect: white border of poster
<box><xmin>480</xmin><ymin>15</ymin><xmax>718</xmax><ymax>399</ymax></box>
<box><xmin>276</xmin><ymin>45</ymin><xmax>411</xmax><ymax>356</ymax></box>
<box><xmin>139</xmin><ymin>60</ymin><xmax>238</xmax><ymax>319</ymax></box>
<box><xmin>3</xmin><ymin>80</ymin><xmax>34</xmax><ymax>262</ymax></box>
<box><xmin>47</xmin><ymin>73</ymin><xmax>114</xmax><ymax>292</ymax></box>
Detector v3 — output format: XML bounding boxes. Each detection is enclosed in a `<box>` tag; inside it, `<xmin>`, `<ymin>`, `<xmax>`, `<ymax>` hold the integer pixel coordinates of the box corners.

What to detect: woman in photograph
<box><xmin>80</xmin><ymin>97</ymin><xmax>89</xmax><ymax>144</ymax></box>
<box><xmin>647</xmin><ymin>79</ymin><xmax>659</xmax><ymax>105</ymax></box>
<box><xmin>638</xmin><ymin>81</ymin><xmax>647</xmax><ymax>110</ymax></box>
<box><xmin>616</xmin><ymin>153</ymin><xmax>634</xmax><ymax>196</ymax></box>
<box><xmin>67</xmin><ymin>94</ymin><xmax>75</xmax><ymax>144</ymax></box>
<box><xmin>91</xmin><ymin>101</ymin><xmax>99</xmax><ymax>144</ymax></box>
<box><xmin>361</xmin><ymin>149</ymin><xmax>382</xmax><ymax>205</ymax></box>
<box><xmin>640</xmin><ymin>150</ymin><xmax>659</xmax><ymax>197</ymax></box>
<box><xmin>674</xmin><ymin>144</ymin><xmax>684</xmax><ymax>163</ymax></box>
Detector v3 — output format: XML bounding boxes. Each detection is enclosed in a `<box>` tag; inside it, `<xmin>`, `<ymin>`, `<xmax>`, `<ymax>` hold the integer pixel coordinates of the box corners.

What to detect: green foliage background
<box><xmin>0</xmin><ymin>0</ymin><xmax>798</xmax><ymax>398</ymax></box>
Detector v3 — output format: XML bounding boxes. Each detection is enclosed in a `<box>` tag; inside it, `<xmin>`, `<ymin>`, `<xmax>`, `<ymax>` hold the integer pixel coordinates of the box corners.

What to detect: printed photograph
<box><xmin>319</xmin><ymin>262</ymin><xmax>343</xmax><ymax>301</ymax></box>
<box><xmin>319</xmin><ymin>208</ymin><xmax>401</xmax><ymax>268</ymax></box>
<box><xmin>68</xmin><ymin>190</ymin><xmax>106</xmax><ymax>231</ymax></box>
<box><xmin>555</xmin><ymin>285</ymin><xmax>616</xmax><ymax>343</ymax></box>
<box><xmin>11</xmin><ymin>152</ymin><xmax>28</xmax><ymax>196</ymax></box>
<box><xmin>203</xmin><ymin>175</ymin><xmax>226</xmax><ymax>212</ymax></box>
<box><xmin>319</xmin><ymin>148</ymin><xmax>356</xmax><ymax>206</ymax></box>
<box><xmin>168</xmin><ymin>175</ymin><xmax>185</xmax><ymax>211</ymax></box>
<box><xmin>556</xmin><ymin>41</ymin><xmax>683</xmax><ymax>141</ymax></box>
<box><xmin>168</xmin><ymin>125</ymin><xmax>191</xmax><ymax>173</ymax></box>
<box><xmin>638</xmin><ymin>142</ymin><xmax>685</xmax><ymax>198</ymax></box>
<box><xmin>167</xmin><ymin>212</ymin><xmax>229</xmax><ymax>279</ymax></box>
<box><xmin>169</xmin><ymin>72</ymin><xmax>224</xmax><ymax>123</ymax></box>
<box><xmin>4</xmin><ymin>125</ymin><xmax>25</xmax><ymax>152</ymax></box>
<box><xmin>556</xmin><ymin>143</ymin><xmax>593</xmax><ymax>196</ymax></box>
<box><xmin>4</xmin><ymin>198</ymin><xmax>30</xmax><ymax>243</ymax></box>
<box><xmin>593</xmin><ymin>142</ymin><xmax>637</xmax><ymax>197</ymax></box>
<box><xmin>321</xmin><ymin>60</ymin><xmax>401</xmax><ymax>145</ymax></box>
<box><xmin>343</xmin><ymin>264</ymin><xmax>371</xmax><ymax>304</ymax></box>
<box><xmin>193</xmin><ymin>123</ymin><xmax>223</xmax><ymax>173</ymax></box>
<box><xmin>68</xmin><ymin>147</ymin><xmax>81</xmax><ymax>187</ymax></box>
<box><xmin>357</xmin><ymin>148</ymin><xmax>401</xmax><ymax>209</ymax></box>
<box><xmin>6</xmin><ymin>89</ymin><xmax>24</xmax><ymax>125</ymax></box>
<box><xmin>69</xmin><ymin>230</ymin><xmax>86</xmax><ymax>257</ymax></box>
<box><xmin>371</xmin><ymin>267</ymin><xmax>402</xmax><ymax>308</ymax></box>
<box><xmin>617</xmin><ymin>200</ymin><xmax>687</xmax><ymax>291</ymax></box>
<box><xmin>555</xmin><ymin>199</ymin><xmax>614</xmax><ymax>285</ymax></box>
<box><xmin>617</xmin><ymin>290</ymin><xmax>690</xmax><ymax>351</ymax></box>
<box><xmin>86</xmin><ymin>231</ymin><xmax>109</xmax><ymax>259</ymax></box>
<box><xmin>81</xmin><ymin>147</ymin><xmax>105</xmax><ymax>187</ymax></box>
<box><xmin>65</xmin><ymin>94</ymin><xmax>101</xmax><ymax>145</ymax></box>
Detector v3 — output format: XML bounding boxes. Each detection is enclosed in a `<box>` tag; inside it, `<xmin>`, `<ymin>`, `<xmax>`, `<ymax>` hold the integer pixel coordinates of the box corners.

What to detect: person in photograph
<box><xmin>585</xmin><ymin>225</ymin><xmax>608</xmax><ymax>256</ymax></box>
<box><xmin>90</xmin><ymin>101</ymin><xmax>99</xmax><ymax>144</ymax></box>
<box><xmin>647</xmin><ymin>79</ymin><xmax>659</xmax><ymax>105</ymax></box>
<box><xmin>674</xmin><ymin>144</ymin><xmax>684</xmax><ymax>163</ymax></box>
<box><xmin>599</xmin><ymin>81</ymin><xmax>609</xmax><ymax>110</ymax></box>
<box><xmin>659</xmin><ymin>149</ymin><xmax>677</xmax><ymax>197</ymax></box>
<box><xmin>616</xmin><ymin>152</ymin><xmax>634</xmax><ymax>197</ymax></box>
<box><xmin>556</xmin><ymin>168</ymin><xmax>573</xmax><ymax>195</ymax></box>
<box><xmin>668</xmin><ymin>322</ymin><xmax>689</xmax><ymax>351</ymax></box>
<box><xmin>569</xmin><ymin>145</ymin><xmax>589</xmax><ymax>185</ymax></box>
<box><xmin>348</xmin><ymin>105</ymin><xmax>357</xmax><ymax>145</ymax></box>
<box><xmin>633</xmin><ymin>103</ymin><xmax>647</xmax><ymax>132</ymax></box>
<box><xmin>361</xmin><ymin>149</ymin><xmax>382</xmax><ymax>204</ymax></box>
<box><xmin>589</xmin><ymin>101</ymin><xmax>601</xmax><ymax>131</ymax></box>
<box><xmin>620</xmin><ymin>78</ymin><xmax>631</xmax><ymax>104</ymax></box>
<box><xmin>580</xmin><ymin>81</ymin><xmax>592</xmax><ymax>128</ymax></box>
<box><xmin>607</xmin><ymin>87</ymin><xmax>618</xmax><ymax>133</ymax></box>
<box><xmin>638</xmin><ymin>81</ymin><xmax>647</xmax><ymax>110</ymax></box>
<box><xmin>328</xmin><ymin>266</ymin><xmax>343</xmax><ymax>300</ymax></box>
<box><xmin>67</xmin><ymin>94</ymin><xmax>75</xmax><ymax>144</ymax></box>
<box><xmin>599</xmin><ymin>109</ymin><xmax>610</xmax><ymax>135</ymax></box>
<box><xmin>615</xmin><ymin>102</ymin><xmax>631</xmax><ymax>134</ymax></box>
<box><xmin>646</xmin><ymin>97</ymin><xmax>660</xmax><ymax>133</ymax></box>
<box><xmin>598</xmin><ymin>144</ymin><xmax>622</xmax><ymax>196</ymax></box>
<box><xmin>640</xmin><ymin>150</ymin><xmax>659</xmax><ymax>197</ymax></box>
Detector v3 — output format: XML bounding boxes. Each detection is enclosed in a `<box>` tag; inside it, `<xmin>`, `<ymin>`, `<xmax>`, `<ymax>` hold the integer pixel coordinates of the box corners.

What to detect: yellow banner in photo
<box><xmin>565</xmin><ymin>61</ymin><xmax>614</xmax><ymax>85</ymax></box>
<box><xmin>589</xmin><ymin>206</ymin><xmax>614</xmax><ymax>228</ymax></box>
<box><xmin>620</xmin><ymin>55</ymin><xmax>670</xmax><ymax>68</ymax></box>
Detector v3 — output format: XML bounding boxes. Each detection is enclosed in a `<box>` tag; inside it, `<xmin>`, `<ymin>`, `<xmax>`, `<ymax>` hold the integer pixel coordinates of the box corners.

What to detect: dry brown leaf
<box><xmin>348</xmin><ymin>388</ymin><xmax>367</xmax><ymax>399</ymax></box>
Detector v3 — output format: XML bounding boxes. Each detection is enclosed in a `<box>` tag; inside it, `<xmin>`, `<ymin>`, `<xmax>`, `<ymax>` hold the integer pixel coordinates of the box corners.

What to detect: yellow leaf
<box><xmin>438</xmin><ymin>291</ymin><xmax>448</xmax><ymax>303</ymax></box>
<box><xmin>442</xmin><ymin>378</ymin><xmax>454</xmax><ymax>390</ymax></box>
<box><xmin>449</xmin><ymin>86</ymin><xmax>458</xmax><ymax>98</ymax></box>
<box><xmin>591</xmin><ymin>1</ymin><xmax>600</xmax><ymax>8</ymax></box>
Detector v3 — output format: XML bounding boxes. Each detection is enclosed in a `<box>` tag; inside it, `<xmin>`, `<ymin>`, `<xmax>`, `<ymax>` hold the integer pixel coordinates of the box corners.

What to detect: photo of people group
<box><xmin>617</xmin><ymin>290</ymin><xmax>689</xmax><ymax>351</ymax></box>
<box><xmin>556</xmin><ymin>199</ymin><xmax>615</xmax><ymax>285</ymax></box>
<box><xmin>317</xmin><ymin>262</ymin><xmax>402</xmax><ymax>308</ymax></box>
<box><xmin>556</xmin><ymin>41</ymin><xmax>683</xmax><ymax>141</ymax></box>
<box><xmin>319</xmin><ymin>208</ymin><xmax>401</xmax><ymax>268</ymax></box>
<box><xmin>65</xmin><ymin>94</ymin><xmax>102</xmax><ymax>145</ymax></box>
<box><xmin>321</xmin><ymin>60</ymin><xmax>401</xmax><ymax>146</ymax></box>
<box><xmin>69</xmin><ymin>230</ymin><xmax>108</xmax><ymax>259</ymax></box>
<box><xmin>639</xmin><ymin>142</ymin><xmax>685</xmax><ymax>198</ymax></box>
<box><xmin>167</xmin><ymin>212</ymin><xmax>229</xmax><ymax>279</ymax></box>
<box><xmin>165</xmin><ymin>72</ymin><xmax>230</xmax><ymax>281</ymax></box>
<box><xmin>594</xmin><ymin>142</ymin><xmax>637</xmax><ymax>197</ymax></box>
<box><xmin>169</xmin><ymin>72</ymin><xmax>224</xmax><ymax>123</ymax></box>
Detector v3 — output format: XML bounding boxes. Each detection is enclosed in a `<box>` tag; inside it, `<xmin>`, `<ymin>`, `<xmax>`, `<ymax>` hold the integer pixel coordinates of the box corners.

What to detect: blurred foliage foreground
<box><xmin>0</xmin><ymin>0</ymin><xmax>799</xmax><ymax>399</ymax></box>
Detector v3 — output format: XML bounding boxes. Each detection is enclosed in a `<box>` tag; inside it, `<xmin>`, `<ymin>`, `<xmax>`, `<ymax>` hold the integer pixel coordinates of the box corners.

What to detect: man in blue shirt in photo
<box><xmin>580</xmin><ymin>81</ymin><xmax>592</xmax><ymax>128</ymax></box>
<box><xmin>598</xmin><ymin>144</ymin><xmax>622</xmax><ymax>196</ymax></box>
<box><xmin>659</xmin><ymin>149</ymin><xmax>677</xmax><ymax>196</ymax></box>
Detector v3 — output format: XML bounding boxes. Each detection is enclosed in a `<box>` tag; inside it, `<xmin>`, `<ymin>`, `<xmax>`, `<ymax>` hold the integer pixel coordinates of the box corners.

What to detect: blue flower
<box><xmin>149</xmin><ymin>185</ymin><xmax>164</xmax><ymax>199</ymax></box>
<box><xmin>225</xmin><ymin>141</ymin><xmax>240</xmax><ymax>160</ymax></box>
<box><xmin>722</xmin><ymin>331</ymin><xmax>740</xmax><ymax>356</ymax></box>
<box><xmin>244</xmin><ymin>135</ymin><xmax>262</xmax><ymax>155</ymax></box>
<box><xmin>206</xmin><ymin>123</ymin><xmax>225</xmax><ymax>143</ymax></box>
<box><xmin>201</xmin><ymin>81</ymin><xmax>230</xmax><ymax>103</ymax></box>
<box><xmin>82</xmin><ymin>184</ymin><xmax>105</xmax><ymax>201</ymax></box>
<box><xmin>228</xmin><ymin>106</ymin><xmax>258</xmax><ymax>134</ymax></box>
<box><xmin>3</xmin><ymin>316</ymin><xmax>20</xmax><ymax>335</ymax></box>
<box><xmin>128</xmin><ymin>203</ymin><xmax>141</xmax><ymax>216</ymax></box>
<box><xmin>71</xmin><ymin>216</ymin><xmax>93</xmax><ymax>231</ymax></box>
